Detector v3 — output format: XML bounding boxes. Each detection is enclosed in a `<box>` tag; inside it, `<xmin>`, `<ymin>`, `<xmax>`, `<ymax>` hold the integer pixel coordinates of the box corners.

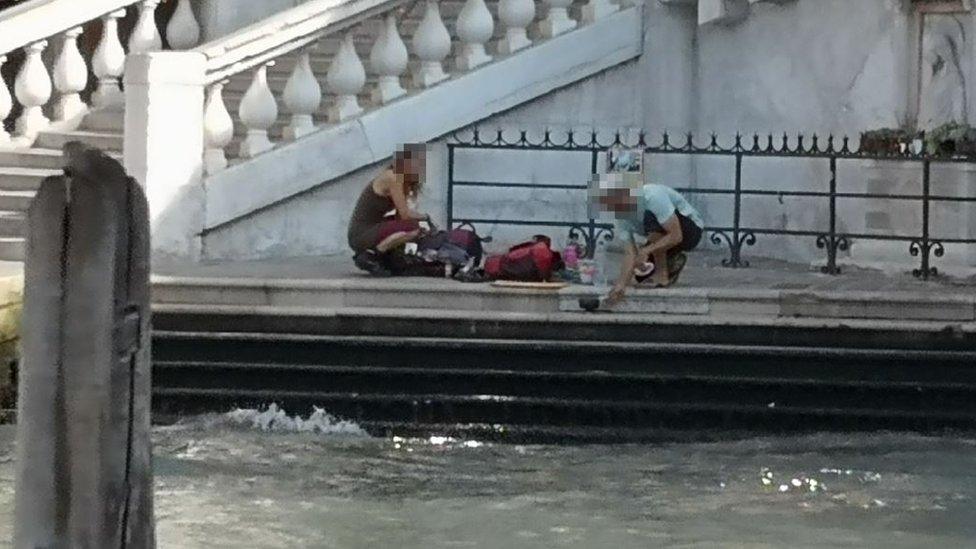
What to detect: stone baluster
<box><xmin>283</xmin><ymin>50</ymin><xmax>321</xmax><ymax>139</ymax></box>
<box><xmin>581</xmin><ymin>0</ymin><xmax>618</xmax><ymax>24</ymax></box>
<box><xmin>539</xmin><ymin>0</ymin><xmax>576</xmax><ymax>38</ymax></box>
<box><xmin>412</xmin><ymin>0</ymin><xmax>451</xmax><ymax>88</ymax></box>
<box><xmin>497</xmin><ymin>0</ymin><xmax>535</xmax><ymax>55</ymax></box>
<box><xmin>14</xmin><ymin>40</ymin><xmax>52</xmax><ymax>139</ymax></box>
<box><xmin>129</xmin><ymin>0</ymin><xmax>162</xmax><ymax>53</ymax></box>
<box><xmin>0</xmin><ymin>56</ymin><xmax>11</xmax><ymax>144</ymax></box>
<box><xmin>326</xmin><ymin>33</ymin><xmax>366</xmax><ymax>122</ymax></box>
<box><xmin>203</xmin><ymin>81</ymin><xmax>233</xmax><ymax>173</ymax></box>
<box><xmin>456</xmin><ymin>0</ymin><xmax>494</xmax><ymax>71</ymax></box>
<box><xmin>238</xmin><ymin>63</ymin><xmax>277</xmax><ymax>158</ymax></box>
<box><xmin>92</xmin><ymin>9</ymin><xmax>127</xmax><ymax>109</ymax></box>
<box><xmin>369</xmin><ymin>14</ymin><xmax>408</xmax><ymax>104</ymax></box>
<box><xmin>167</xmin><ymin>0</ymin><xmax>201</xmax><ymax>49</ymax></box>
<box><xmin>53</xmin><ymin>27</ymin><xmax>89</xmax><ymax>128</ymax></box>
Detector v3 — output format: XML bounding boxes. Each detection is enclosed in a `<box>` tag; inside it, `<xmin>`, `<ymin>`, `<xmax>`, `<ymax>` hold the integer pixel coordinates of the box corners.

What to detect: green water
<box><xmin>0</xmin><ymin>415</ymin><xmax>974</xmax><ymax>548</ymax></box>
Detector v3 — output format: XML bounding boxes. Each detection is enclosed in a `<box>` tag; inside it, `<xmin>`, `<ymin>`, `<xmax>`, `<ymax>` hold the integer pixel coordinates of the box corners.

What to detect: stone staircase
<box><xmin>0</xmin><ymin>0</ymin><xmax>200</xmax><ymax>261</ymax></box>
<box><xmin>0</xmin><ymin>129</ymin><xmax>124</xmax><ymax>260</ymax></box>
<box><xmin>4</xmin><ymin>0</ymin><xmax>642</xmax><ymax>262</ymax></box>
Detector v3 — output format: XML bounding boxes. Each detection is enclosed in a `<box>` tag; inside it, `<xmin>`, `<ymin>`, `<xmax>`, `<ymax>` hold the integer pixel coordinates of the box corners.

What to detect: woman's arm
<box><xmin>639</xmin><ymin>214</ymin><xmax>683</xmax><ymax>261</ymax></box>
<box><xmin>387</xmin><ymin>172</ymin><xmax>426</xmax><ymax>220</ymax></box>
<box><xmin>607</xmin><ymin>240</ymin><xmax>637</xmax><ymax>305</ymax></box>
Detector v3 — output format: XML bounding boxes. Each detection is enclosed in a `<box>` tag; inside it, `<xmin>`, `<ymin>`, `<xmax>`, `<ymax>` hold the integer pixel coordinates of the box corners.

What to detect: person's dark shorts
<box><xmin>643</xmin><ymin>211</ymin><xmax>703</xmax><ymax>251</ymax></box>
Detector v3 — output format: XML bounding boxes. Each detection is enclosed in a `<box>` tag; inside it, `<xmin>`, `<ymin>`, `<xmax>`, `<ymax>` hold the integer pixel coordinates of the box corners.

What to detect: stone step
<box><xmin>83</xmin><ymin>108</ymin><xmax>126</xmax><ymax>132</ymax></box>
<box><xmin>0</xmin><ymin>148</ymin><xmax>65</xmax><ymax>169</ymax></box>
<box><xmin>0</xmin><ymin>191</ymin><xmax>35</xmax><ymax>212</ymax></box>
<box><xmin>0</xmin><ymin>237</ymin><xmax>24</xmax><ymax>262</ymax></box>
<box><xmin>0</xmin><ymin>212</ymin><xmax>26</xmax><ymax>237</ymax></box>
<box><xmin>0</xmin><ymin>166</ymin><xmax>60</xmax><ymax>192</ymax></box>
<box><xmin>35</xmin><ymin>130</ymin><xmax>124</xmax><ymax>152</ymax></box>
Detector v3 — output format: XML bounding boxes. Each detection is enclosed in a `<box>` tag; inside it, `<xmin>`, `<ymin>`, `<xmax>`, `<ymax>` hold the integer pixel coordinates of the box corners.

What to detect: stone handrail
<box><xmin>196</xmin><ymin>0</ymin><xmax>624</xmax><ymax>173</ymax></box>
<box><xmin>196</xmin><ymin>0</ymin><xmax>414</xmax><ymax>85</ymax></box>
<box><xmin>0</xmin><ymin>0</ymin><xmax>200</xmax><ymax>147</ymax></box>
<box><xmin>0</xmin><ymin>0</ymin><xmax>137</xmax><ymax>55</ymax></box>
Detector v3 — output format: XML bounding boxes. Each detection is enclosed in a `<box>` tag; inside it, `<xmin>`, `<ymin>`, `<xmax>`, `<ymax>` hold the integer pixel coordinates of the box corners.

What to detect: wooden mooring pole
<box><xmin>14</xmin><ymin>142</ymin><xmax>155</xmax><ymax>548</ymax></box>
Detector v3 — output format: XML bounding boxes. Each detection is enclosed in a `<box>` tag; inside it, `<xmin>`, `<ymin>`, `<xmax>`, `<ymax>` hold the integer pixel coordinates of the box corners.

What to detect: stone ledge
<box><xmin>151</xmin><ymin>275</ymin><xmax>976</xmax><ymax>323</ymax></box>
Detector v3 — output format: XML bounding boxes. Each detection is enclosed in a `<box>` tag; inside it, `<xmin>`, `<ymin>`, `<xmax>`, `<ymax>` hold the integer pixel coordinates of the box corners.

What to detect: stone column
<box><xmin>641</xmin><ymin>1</ymin><xmax>698</xmax><ymax>216</ymax></box>
<box><xmin>123</xmin><ymin>52</ymin><xmax>207</xmax><ymax>264</ymax></box>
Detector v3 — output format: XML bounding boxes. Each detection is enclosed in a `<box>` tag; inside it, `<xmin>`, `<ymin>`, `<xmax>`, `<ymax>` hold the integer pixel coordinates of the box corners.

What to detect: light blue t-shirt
<box><xmin>614</xmin><ymin>183</ymin><xmax>704</xmax><ymax>243</ymax></box>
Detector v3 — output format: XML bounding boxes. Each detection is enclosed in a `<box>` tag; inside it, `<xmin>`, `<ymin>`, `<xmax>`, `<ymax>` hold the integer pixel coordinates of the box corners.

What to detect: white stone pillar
<box><xmin>129</xmin><ymin>0</ymin><xmax>163</xmax><ymax>53</ymax></box>
<box><xmin>369</xmin><ymin>13</ymin><xmax>408</xmax><ymax>104</ymax></box>
<box><xmin>283</xmin><ymin>50</ymin><xmax>322</xmax><ymax>139</ymax></box>
<box><xmin>203</xmin><ymin>81</ymin><xmax>233</xmax><ymax>174</ymax></box>
<box><xmin>53</xmin><ymin>27</ymin><xmax>89</xmax><ymax>128</ymax></box>
<box><xmin>456</xmin><ymin>0</ymin><xmax>494</xmax><ymax>70</ymax></box>
<box><xmin>167</xmin><ymin>0</ymin><xmax>202</xmax><ymax>49</ymax></box>
<box><xmin>412</xmin><ymin>0</ymin><xmax>451</xmax><ymax>88</ymax></box>
<box><xmin>238</xmin><ymin>62</ymin><xmax>278</xmax><ymax>157</ymax></box>
<box><xmin>539</xmin><ymin>0</ymin><xmax>576</xmax><ymax>38</ymax></box>
<box><xmin>0</xmin><ymin>56</ymin><xmax>11</xmax><ymax>145</ymax></box>
<box><xmin>92</xmin><ymin>9</ymin><xmax>127</xmax><ymax>109</ymax></box>
<box><xmin>497</xmin><ymin>0</ymin><xmax>535</xmax><ymax>55</ymax></box>
<box><xmin>14</xmin><ymin>40</ymin><xmax>52</xmax><ymax>140</ymax></box>
<box><xmin>123</xmin><ymin>51</ymin><xmax>207</xmax><ymax>263</ymax></box>
<box><xmin>326</xmin><ymin>33</ymin><xmax>366</xmax><ymax>121</ymax></box>
<box><xmin>581</xmin><ymin>0</ymin><xmax>618</xmax><ymax>24</ymax></box>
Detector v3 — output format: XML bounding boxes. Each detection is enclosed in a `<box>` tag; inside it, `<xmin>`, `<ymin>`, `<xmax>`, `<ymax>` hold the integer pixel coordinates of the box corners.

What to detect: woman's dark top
<box><xmin>348</xmin><ymin>178</ymin><xmax>396</xmax><ymax>252</ymax></box>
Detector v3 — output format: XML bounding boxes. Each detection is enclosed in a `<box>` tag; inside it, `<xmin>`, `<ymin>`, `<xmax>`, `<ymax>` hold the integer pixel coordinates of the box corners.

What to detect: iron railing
<box><xmin>446</xmin><ymin>128</ymin><xmax>976</xmax><ymax>279</ymax></box>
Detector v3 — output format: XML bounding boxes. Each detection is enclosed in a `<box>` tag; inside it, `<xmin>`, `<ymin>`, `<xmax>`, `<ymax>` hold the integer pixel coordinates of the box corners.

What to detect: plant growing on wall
<box><xmin>923</xmin><ymin>121</ymin><xmax>976</xmax><ymax>157</ymax></box>
<box><xmin>859</xmin><ymin>128</ymin><xmax>919</xmax><ymax>155</ymax></box>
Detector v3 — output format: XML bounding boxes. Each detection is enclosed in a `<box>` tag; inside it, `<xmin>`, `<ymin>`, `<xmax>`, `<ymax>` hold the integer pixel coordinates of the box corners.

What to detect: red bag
<box><xmin>484</xmin><ymin>235</ymin><xmax>562</xmax><ymax>281</ymax></box>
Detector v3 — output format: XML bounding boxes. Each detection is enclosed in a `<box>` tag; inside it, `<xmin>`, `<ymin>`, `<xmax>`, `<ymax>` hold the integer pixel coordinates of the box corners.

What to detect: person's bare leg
<box><xmin>640</xmin><ymin>232</ymin><xmax>672</xmax><ymax>286</ymax></box>
<box><xmin>376</xmin><ymin>229</ymin><xmax>421</xmax><ymax>252</ymax></box>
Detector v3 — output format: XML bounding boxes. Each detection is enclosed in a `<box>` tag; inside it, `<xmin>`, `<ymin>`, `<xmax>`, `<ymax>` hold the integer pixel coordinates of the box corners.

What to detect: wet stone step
<box><xmin>152</xmin><ymin>387</ymin><xmax>976</xmax><ymax>435</ymax></box>
<box><xmin>151</xmin><ymin>361</ymin><xmax>976</xmax><ymax>414</ymax></box>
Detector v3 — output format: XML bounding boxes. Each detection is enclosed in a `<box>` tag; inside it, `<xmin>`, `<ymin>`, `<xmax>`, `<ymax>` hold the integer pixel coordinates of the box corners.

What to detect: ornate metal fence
<box><xmin>446</xmin><ymin>128</ymin><xmax>976</xmax><ymax>279</ymax></box>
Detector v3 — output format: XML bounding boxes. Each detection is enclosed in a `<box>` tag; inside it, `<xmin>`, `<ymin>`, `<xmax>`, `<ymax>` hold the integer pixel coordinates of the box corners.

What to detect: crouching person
<box><xmin>348</xmin><ymin>144</ymin><xmax>429</xmax><ymax>276</ymax></box>
<box><xmin>596</xmin><ymin>175</ymin><xmax>704</xmax><ymax>305</ymax></box>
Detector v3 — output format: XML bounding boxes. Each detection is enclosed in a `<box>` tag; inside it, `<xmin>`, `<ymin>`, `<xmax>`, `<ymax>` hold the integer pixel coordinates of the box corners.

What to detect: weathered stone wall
<box><xmin>202</xmin><ymin>0</ymin><xmax>976</xmax><ymax>270</ymax></box>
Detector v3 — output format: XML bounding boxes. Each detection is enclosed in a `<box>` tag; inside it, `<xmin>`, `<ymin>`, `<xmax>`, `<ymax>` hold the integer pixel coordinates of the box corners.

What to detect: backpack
<box><xmin>416</xmin><ymin>228</ymin><xmax>487</xmax><ymax>267</ymax></box>
<box><xmin>484</xmin><ymin>235</ymin><xmax>563</xmax><ymax>282</ymax></box>
<box><xmin>385</xmin><ymin>227</ymin><xmax>490</xmax><ymax>278</ymax></box>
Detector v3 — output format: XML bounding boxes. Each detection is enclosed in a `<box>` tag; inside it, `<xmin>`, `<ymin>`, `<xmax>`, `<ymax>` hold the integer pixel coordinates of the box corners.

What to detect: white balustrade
<box><xmin>539</xmin><ymin>0</ymin><xmax>575</xmax><ymax>38</ymax></box>
<box><xmin>238</xmin><ymin>63</ymin><xmax>278</xmax><ymax>158</ymax></box>
<box><xmin>167</xmin><ymin>0</ymin><xmax>201</xmax><ymax>49</ymax></box>
<box><xmin>497</xmin><ymin>0</ymin><xmax>535</xmax><ymax>55</ymax></box>
<box><xmin>326</xmin><ymin>33</ymin><xmax>366</xmax><ymax>122</ymax></box>
<box><xmin>412</xmin><ymin>0</ymin><xmax>451</xmax><ymax>88</ymax></box>
<box><xmin>203</xmin><ymin>82</ymin><xmax>233</xmax><ymax>173</ymax></box>
<box><xmin>456</xmin><ymin>0</ymin><xmax>494</xmax><ymax>71</ymax></box>
<box><xmin>283</xmin><ymin>50</ymin><xmax>321</xmax><ymax>139</ymax></box>
<box><xmin>14</xmin><ymin>40</ymin><xmax>52</xmax><ymax>139</ymax></box>
<box><xmin>0</xmin><ymin>56</ymin><xmax>10</xmax><ymax>144</ymax></box>
<box><xmin>129</xmin><ymin>0</ymin><xmax>162</xmax><ymax>53</ymax></box>
<box><xmin>581</xmin><ymin>0</ymin><xmax>618</xmax><ymax>24</ymax></box>
<box><xmin>369</xmin><ymin>14</ymin><xmax>408</xmax><ymax>104</ymax></box>
<box><xmin>92</xmin><ymin>9</ymin><xmax>127</xmax><ymax>110</ymax></box>
<box><xmin>53</xmin><ymin>27</ymin><xmax>88</xmax><ymax>127</ymax></box>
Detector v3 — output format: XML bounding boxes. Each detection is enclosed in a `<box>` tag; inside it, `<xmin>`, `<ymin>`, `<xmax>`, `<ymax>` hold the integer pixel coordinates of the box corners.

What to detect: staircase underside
<box><xmin>202</xmin><ymin>5</ymin><xmax>644</xmax><ymax>232</ymax></box>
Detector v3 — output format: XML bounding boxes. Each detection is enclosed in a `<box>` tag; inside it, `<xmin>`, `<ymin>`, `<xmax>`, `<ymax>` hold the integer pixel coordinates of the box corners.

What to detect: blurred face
<box><xmin>598</xmin><ymin>188</ymin><xmax>637</xmax><ymax>215</ymax></box>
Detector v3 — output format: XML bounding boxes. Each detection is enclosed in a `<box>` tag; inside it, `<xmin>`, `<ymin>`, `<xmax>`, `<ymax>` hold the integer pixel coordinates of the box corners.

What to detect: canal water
<box><xmin>0</xmin><ymin>406</ymin><xmax>974</xmax><ymax>548</ymax></box>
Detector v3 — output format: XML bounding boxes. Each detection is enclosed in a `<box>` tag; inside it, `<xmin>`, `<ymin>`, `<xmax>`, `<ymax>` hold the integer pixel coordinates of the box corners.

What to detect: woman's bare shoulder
<box><xmin>372</xmin><ymin>167</ymin><xmax>396</xmax><ymax>191</ymax></box>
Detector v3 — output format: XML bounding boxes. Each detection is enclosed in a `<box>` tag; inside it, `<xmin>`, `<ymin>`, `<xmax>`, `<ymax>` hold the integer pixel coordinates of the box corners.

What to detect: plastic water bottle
<box><xmin>593</xmin><ymin>238</ymin><xmax>609</xmax><ymax>288</ymax></box>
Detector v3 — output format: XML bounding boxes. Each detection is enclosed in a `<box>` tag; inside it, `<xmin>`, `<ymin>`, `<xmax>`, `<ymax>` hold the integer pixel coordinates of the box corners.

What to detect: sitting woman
<box><xmin>348</xmin><ymin>144</ymin><xmax>429</xmax><ymax>275</ymax></box>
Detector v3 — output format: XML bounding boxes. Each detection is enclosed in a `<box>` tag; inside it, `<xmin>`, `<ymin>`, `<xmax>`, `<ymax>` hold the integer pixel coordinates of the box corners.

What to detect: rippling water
<box><xmin>0</xmin><ymin>410</ymin><xmax>974</xmax><ymax>548</ymax></box>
